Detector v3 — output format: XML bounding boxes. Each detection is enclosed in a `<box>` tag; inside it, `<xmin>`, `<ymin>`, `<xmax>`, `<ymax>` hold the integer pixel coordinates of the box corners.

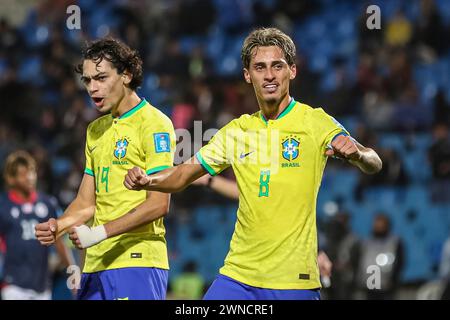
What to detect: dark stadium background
<box><xmin>0</xmin><ymin>0</ymin><xmax>449</xmax><ymax>300</ymax></box>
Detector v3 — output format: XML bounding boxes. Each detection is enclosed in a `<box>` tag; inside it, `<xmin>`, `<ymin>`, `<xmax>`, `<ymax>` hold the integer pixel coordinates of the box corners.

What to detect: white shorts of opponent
<box><xmin>1</xmin><ymin>284</ymin><xmax>51</xmax><ymax>300</ymax></box>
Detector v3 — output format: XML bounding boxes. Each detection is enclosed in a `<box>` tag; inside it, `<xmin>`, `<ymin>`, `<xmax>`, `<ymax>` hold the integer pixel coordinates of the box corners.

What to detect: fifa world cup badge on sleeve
<box><xmin>153</xmin><ymin>133</ymin><xmax>170</xmax><ymax>153</ymax></box>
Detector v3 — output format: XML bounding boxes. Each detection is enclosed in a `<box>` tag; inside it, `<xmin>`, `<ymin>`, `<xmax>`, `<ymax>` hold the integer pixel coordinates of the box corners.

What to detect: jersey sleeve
<box><xmin>143</xmin><ymin>116</ymin><xmax>176</xmax><ymax>175</ymax></box>
<box><xmin>84</xmin><ymin>124</ymin><xmax>94</xmax><ymax>177</ymax></box>
<box><xmin>195</xmin><ymin>120</ymin><xmax>237</xmax><ymax>176</ymax></box>
<box><xmin>311</xmin><ymin>108</ymin><xmax>351</xmax><ymax>151</ymax></box>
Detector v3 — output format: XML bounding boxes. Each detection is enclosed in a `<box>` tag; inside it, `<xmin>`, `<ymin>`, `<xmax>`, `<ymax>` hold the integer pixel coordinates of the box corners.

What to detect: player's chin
<box><xmin>97</xmin><ymin>103</ymin><xmax>111</xmax><ymax>113</ymax></box>
<box><xmin>262</xmin><ymin>94</ymin><xmax>279</xmax><ymax>105</ymax></box>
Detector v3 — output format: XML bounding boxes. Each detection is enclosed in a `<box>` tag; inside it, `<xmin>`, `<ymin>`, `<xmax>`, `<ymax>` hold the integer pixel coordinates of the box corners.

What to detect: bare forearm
<box><xmin>349</xmin><ymin>148</ymin><xmax>382</xmax><ymax>174</ymax></box>
<box><xmin>145</xmin><ymin>164</ymin><xmax>203</xmax><ymax>193</ymax></box>
<box><xmin>57</xmin><ymin>199</ymin><xmax>95</xmax><ymax>239</ymax></box>
<box><xmin>103</xmin><ymin>196</ymin><xmax>169</xmax><ymax>238</ymax></box>
<box><xmin>210</xmin><ymin>176</ymin><xmax>239</xmax><ymax>200</ymax></box>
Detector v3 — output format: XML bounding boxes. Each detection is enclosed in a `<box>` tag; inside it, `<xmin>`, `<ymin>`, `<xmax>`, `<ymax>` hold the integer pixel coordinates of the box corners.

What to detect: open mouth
<box><xmin>92</xmin><ymin>97</ymin><xmax>105</xmax><ymax>108</ymax></box>
<box><xmin>263</xmin><ymin>84</ymin><xmax>278</xmax><ymax>93</ymax></box>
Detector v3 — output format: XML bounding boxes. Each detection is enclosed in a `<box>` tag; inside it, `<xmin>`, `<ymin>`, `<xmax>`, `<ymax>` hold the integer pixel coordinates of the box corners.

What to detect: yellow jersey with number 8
<box><xmin>196</xmin><ymin>98</ymin><xmax>349</xmax><ymax>289</ymax></box>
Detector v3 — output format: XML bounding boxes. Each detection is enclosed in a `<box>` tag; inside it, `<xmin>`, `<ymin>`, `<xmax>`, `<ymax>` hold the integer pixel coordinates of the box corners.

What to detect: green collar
<box><xmin>260</xmin><ymin>97</ymin><xmax>296</xmax><ymax>124</ymax></box>
<box><xmin>114</xmin><ymin>98</ymin><xmax>147</xmax><ymax>120</ymax></box>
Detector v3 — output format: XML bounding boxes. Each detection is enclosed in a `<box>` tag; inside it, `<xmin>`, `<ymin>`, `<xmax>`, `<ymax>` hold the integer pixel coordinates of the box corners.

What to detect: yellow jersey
<box><xmin>83</xmin><ymin>99</ymin><xmax>175</xmax><ymax>273</ymax></box>
<box><xmin>196</xmin><ymin>98</ymin><xmax>349</xmax><ymax>289</ymax></box>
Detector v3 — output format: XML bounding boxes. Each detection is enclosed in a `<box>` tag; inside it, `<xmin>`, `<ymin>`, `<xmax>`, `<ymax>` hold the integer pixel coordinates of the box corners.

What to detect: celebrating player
<box><xmin>34</xmin><ymin>38</ymin><xmax>176</xmax><ymax>300</ymax></box>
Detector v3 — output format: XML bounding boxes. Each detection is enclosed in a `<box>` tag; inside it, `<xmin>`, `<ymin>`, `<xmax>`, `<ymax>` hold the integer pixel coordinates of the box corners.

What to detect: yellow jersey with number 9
<box><xmin>83</xmin><ymin>99</ymin><xmax>175</xmax><ymax>273</ymax></box>
<box><xmin>196</xmin><ymin>98</ymin><xmax>349</xmax><ymax>289</ymax></box>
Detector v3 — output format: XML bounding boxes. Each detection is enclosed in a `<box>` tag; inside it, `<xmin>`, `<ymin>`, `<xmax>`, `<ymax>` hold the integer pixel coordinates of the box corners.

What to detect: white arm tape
<box><xmin>74</xmin><ymin>225</ymin><xmax>107</xmax><ymax>249</ymax></box>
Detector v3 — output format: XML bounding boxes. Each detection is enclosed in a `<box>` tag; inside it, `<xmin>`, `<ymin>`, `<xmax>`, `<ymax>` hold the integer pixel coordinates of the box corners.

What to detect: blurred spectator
<box><xmin>356</xmin><ymin>53</ymin><xmax>382</xmax><ymax>95</ymax></box>
<box><xmin>385</xmin><ymin>10</ymin><xmax>413</xmax><ymax>48</ymax></box>
<box><xmin>428</xmin><ymin>123</ymin><xmax>450</xmax><ymax>202</ymax></box>
<box><xmin>155</xmin><ymin>39</ymin><xmax>189</xmax><ymax>77</ymax></box>
<box><xmin>325</xmin><ymin>212</ymin><xmax>360</xmax><ymax>300</ymax></box>
<box><xmin>357</xmin><ymin>214</ymin><xmax>404</xmax><ymax>300</ymax></box>
<box><xmin>323</xmin><ymin>58</ymin><xmax>356</xmax><ymax>117</ymax></box>
<box><xmin>171</xmin><ymin>91</ymin><xmax>198</xmax><ymax>130</ymax></box>
<box><xmin>355</xmin><ymin>147</ymin><xmax>408</xmax><ymax>202</ymax></box>
<box><xmin>170</xmin><ymin>260</ymin><xmax>205</xmax><ymax>300</ymax></box>
<box><xmin>415</xmin><ymin>0</ymin><xmax>448</xmax><ymax>61</ymax></box>
<box><xmin>188</xmin><ymin>46</ymin><xmax>212</xmax><ymax>80</ymax></box>
<box><xmin>384</xmin><ymin>48</ymin><xmax>413</xmax><ymax>100</ymax></box>
<box><xmin>0</xmin><ymin>18</ymin><xmax>21</xmax><ymax>56</ymax></box>
<box><xmin>433</xmin><ymin>90</ymin><xmax>450</xmax><ymax>127</ymax></box>
<box><xmin>392</xmin><ymin>84</ymin><xmax>432</xmax><ymax>132</ymax></box>
<box><xmin>362</xmin><ymin>88</ymin><xmax>395</xmax><ymax>131</ymax></box>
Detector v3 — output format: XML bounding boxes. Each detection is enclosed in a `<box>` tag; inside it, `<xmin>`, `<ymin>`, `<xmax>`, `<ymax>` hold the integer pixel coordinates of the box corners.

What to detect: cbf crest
<box><xmin>114</xmin><ymin>138</ymin><xmax>129</xmax><ymax>159</ymax></box>
<box><xmin>281</xmin><ymin>136</ymin><xmax>300</xmax><ymax>161</ymax></box>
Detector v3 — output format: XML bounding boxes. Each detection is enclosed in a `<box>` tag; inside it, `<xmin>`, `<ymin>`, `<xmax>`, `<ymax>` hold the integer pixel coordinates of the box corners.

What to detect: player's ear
<box><xmin>122</xmin><ymin>71</ymin><xmax>132</xmax><ymax>86</ymax></box>
<box><xmin>243</xmin><ymin>68</ymin><xmax>251</xmax><ymax>84</ymax></box>
<box><xmin>289</xmin><ymin>64</ymin><xmax>297</xmax><ymax>80</ymax></box>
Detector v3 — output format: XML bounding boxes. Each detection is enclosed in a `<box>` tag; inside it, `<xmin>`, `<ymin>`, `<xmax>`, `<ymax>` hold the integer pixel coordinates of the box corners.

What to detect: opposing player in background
<box><xmin>0</xmin><ymin>150</ymin><xmax>74</xmax><ymax>300</ymax></box>
<box><xmin>72</xmin><ymin>27</ymin><xmax>382</xmax><ymax>300</ymax></box>
<box><xmin>35</xmin><ymin>38</ymin><xmax>176</xmax><ymax>300</ymax></box>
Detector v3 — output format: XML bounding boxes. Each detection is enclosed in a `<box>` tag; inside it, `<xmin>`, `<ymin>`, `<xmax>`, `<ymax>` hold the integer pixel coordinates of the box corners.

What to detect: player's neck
<box><xmin>259</xmin><ymin>95</ymin><xmax>291</xmax><ymax>120</ymax></box>
<box><xmin>112</xmin><ymin>91</ymin><xmax>141</xmax><ymax>118</ymax></box>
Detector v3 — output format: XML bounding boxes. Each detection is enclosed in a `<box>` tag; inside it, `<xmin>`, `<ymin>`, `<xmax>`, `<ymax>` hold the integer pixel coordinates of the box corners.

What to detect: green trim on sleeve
<box><xmin>195</xmin><ymin>152</ymin><xmax>217</xmax><ymax>176</ymax></box>
<box><xmin>84</xmin><ymin>168</ymin><xmax>94</xmax><ymax>176</ymax></box>
<box><xmin>146</xmin><ymin>165</ymin><xmax>171</xmax><ymax>175</ymax></box>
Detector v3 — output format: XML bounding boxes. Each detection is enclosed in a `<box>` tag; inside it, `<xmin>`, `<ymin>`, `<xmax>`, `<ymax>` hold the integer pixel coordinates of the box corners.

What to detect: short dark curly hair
<box><xmin>75</xmin><ymin>37</ymin><xmax>143</xmax><ymax>90</ymax></box>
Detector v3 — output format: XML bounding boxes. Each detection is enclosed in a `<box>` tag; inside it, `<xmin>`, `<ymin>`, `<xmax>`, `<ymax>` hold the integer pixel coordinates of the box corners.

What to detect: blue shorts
<box><xmin>203</xmin><ymin>274</ymin><xmax>321</xmax><ymax>300</ymax></box>
<box><xmin>77</xmin><ymin>267</ymin><xmax>168</xmax><ymax>300</ymax></box>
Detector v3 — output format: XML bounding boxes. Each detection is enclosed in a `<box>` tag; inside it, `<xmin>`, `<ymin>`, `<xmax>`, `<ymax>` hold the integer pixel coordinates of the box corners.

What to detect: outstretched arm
<box><xmin>69</xmin><ymin>157</ymin><xmax>207</xmax><ymax>249</ymax></box>
<box><xmin>124</xmin><ymin>156</ymin><xmax>207</xmax><ymax>193</ymax></box>
<box><xmin>325</xmin><ymin>135</ymin><xmax>382</xmax><ymax>174</ymax></box>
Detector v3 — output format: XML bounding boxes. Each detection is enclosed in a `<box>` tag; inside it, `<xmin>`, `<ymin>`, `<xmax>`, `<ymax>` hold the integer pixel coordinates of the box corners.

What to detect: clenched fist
<box><xmin>325</xmin><ymin>134</ymin><xmax>361</xmax><ymax>161</ymax></box>
<box><xmin>34</xmin><ymin>218</ymin><xmax>58</xmax><ymax>246</ymax></box>
<box><xmin>124</xmin><ymin>166</ymin><xmax>151</xmax><ymax>191</ymax></box>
